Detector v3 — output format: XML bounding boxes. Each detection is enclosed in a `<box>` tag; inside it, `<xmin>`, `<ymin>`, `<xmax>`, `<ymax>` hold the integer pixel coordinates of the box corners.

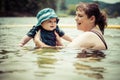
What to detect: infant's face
<box><xmin>41</xmin><ymin>18</ymin><xmax>57</xmax><ymax>31</ymax></box>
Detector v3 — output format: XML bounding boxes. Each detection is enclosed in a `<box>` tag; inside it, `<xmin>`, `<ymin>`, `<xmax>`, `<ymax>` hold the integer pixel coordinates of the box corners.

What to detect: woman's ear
<box><xmin>90</xmin><ymin>16</ymin><xmax>95</xmax><ymax>23</ymax></box>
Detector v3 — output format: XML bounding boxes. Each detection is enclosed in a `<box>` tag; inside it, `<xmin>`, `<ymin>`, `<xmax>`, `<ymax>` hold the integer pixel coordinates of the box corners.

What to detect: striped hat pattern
<box><xmin>36</xmin><ymin>8</ymin><xmax>58</xmax><ymax>26</ymax></box>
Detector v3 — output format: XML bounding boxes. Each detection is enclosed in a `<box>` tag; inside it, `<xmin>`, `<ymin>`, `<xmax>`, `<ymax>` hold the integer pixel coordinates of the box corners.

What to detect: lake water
<box><xmin>0</xmin><ymin>17</ymin><xmax>120</xmax><ymax>80</ymax></box>
<box><xmin>0</xmin><ymin>17</ymin><xmax>120</xmax><ymax>26</ymax></box>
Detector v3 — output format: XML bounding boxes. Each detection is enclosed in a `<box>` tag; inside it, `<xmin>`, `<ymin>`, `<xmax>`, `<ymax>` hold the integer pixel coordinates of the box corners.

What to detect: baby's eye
<box><xmin>48</xmin><ymin>20</ymin><xmax>52</xmax><ymax>23</ymax></box>
<box><xmin>54</xmin><ymin>21</ymin><xmax>57</xmax><ymax>23</ymax></box>
<box><xmin>47</xmin><ymin>20</ymin><xmax>56</xmax><ymax>24</ymax></box>
<box><xmin>47</xmin><ymin>20</ymin><xmax>52</xmax><ymax>23</ymax></box>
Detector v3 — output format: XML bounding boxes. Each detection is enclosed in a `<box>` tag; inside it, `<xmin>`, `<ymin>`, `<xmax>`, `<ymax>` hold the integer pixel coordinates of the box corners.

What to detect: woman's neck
<box><xmin>91</xmin><ymin>26</ymin><xmax>102</xmax><ymax>34</ymax></box>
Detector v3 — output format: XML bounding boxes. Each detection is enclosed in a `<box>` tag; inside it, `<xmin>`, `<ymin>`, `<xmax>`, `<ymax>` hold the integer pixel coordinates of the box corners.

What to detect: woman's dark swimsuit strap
<box><xmin>91</xmin><ymin>30</ymin><xmax>108</xmax><ymax>49</ymax></box>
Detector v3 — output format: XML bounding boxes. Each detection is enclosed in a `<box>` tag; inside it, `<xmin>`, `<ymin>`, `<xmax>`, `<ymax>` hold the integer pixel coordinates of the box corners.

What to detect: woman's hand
<box><xmin>54</xmin><ymin>31</ymin><xmax>63</xmax><ymax>46</ymax></box>
<box><xmin>34</xmin><ymin>30</ymin><xmax>50</xmax><ymax>48</ymax></box>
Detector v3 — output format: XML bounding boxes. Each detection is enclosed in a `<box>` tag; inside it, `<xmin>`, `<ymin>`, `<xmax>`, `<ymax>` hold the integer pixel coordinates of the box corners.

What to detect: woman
<box><xmin>67</xmin><ymin>2</ymin><xmax>108</xmax><ymax>50</ymax></box>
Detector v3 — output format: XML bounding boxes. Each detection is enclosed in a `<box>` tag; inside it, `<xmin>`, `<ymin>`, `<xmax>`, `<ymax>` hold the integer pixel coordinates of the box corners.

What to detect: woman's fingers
<box><xmin>54</xmin><ymin>31</ymin><xmax>63</xmax><ymax>46</ymax></box>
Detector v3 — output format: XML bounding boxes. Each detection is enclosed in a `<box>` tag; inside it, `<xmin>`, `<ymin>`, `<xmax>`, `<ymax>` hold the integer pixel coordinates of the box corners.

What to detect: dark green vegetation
<box><xmin>0</xmin><ymin>0</ymin><xmax>120</xmax><ymax>17</ymax></box>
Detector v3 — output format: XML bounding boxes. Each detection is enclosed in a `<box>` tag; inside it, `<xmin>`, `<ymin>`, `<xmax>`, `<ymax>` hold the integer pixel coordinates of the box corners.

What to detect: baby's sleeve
<box><xmin>55</xmin><ymin>25</ymin><xmax>65</xmax><ymax>37</ymax></box>
<box><xmin>27</xmin><ymin>26</ymin><xmax>40</xmax><ymax>38</ymax></box>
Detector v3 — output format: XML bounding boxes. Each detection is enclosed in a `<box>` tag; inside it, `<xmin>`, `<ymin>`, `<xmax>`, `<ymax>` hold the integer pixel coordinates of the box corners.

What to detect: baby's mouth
<box><xmin>50</xmin><ymin>26</ymin><xmax>54</xmax><ymax>28</ymax></box>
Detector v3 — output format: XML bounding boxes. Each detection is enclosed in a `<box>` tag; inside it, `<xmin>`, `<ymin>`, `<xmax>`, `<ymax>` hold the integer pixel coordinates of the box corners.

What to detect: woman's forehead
<box><xmin>76</xmin><ymin>10</ymin><xmax>85</xmax><ymax>14</ymax></box>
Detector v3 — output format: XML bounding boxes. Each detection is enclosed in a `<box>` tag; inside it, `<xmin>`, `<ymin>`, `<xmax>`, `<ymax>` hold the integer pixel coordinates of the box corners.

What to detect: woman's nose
<box><xmin>75</xmin><ymin>16</ymin><xmax>78</xmax><ymax>21</ymax></box>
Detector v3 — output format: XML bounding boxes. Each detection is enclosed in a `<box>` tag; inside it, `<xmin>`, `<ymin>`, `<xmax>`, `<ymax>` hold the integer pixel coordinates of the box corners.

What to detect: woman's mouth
<box><xmin>77</xmin><ymin>22</ymin><xmax>81</xmax><ymax>25</ymax></box>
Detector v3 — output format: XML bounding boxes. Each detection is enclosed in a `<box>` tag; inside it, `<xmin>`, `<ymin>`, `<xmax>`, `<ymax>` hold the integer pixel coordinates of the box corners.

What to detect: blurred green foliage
<box><xmin>0</xmin><ymin>0</ymin><xmax>57</xmax><ymax>16</ymax></box>
<box><xmin>0</xmin><ymin>0</ymin><xmax>120</xmax><ymax>17</ymax></box>
<box><xmin>66</xmin><ymin>5</ymin><xmax>76</xmax><ymax>15</ymax></box>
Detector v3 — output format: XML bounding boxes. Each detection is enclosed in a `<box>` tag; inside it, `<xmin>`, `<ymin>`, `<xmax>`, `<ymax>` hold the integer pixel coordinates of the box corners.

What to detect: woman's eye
<box><xmin>76</xmin><ymin>14</ymin><xmax>82</xmax><ymax>17</ymax></box>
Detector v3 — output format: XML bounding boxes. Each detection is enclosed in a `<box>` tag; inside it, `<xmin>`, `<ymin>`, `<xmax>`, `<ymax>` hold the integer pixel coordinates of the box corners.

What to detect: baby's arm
<box><xmin>61</xmin><ymin>34</ymin><xmax>72</xmax><ymax>42</ymax></box>
<box><xmin>55</xmin><ymin>26</ymin><xmax>72</xmax><ymax>42</ymax></box>
<box><xmin>19</xmin><ymin>36</ymin><xmax>32</xmax><ymax>47</ymax></box>
<box><xmin>19</xmin><ymin>26</ymin><xmax>39</xmax><ymax>47</ymax></box>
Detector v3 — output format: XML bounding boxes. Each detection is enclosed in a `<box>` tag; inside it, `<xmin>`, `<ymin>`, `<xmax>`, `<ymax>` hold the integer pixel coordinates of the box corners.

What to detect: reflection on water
<box><xmin>0</xmin><ymin>25</ymin><xmax>120</xmax><ymax>80</ymax></box>
<box><xmin>74</xmin><ymin>62</ymin><xmax>105</xmax><ymax>79</ymax></box>
<box><xmin>34</xmin><ymin>49</ymin><xmax>58</xmax><ymax>77</ymax></box>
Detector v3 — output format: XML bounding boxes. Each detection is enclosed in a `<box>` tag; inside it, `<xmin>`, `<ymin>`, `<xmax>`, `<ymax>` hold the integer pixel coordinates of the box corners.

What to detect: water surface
<box><xmin>0</xmin><ymin>17</ymin><xmax>120</xmax><ymax>80</ymax></box>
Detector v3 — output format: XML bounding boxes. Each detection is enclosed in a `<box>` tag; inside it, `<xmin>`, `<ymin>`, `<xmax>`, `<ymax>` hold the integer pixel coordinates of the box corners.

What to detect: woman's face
<box><xmin>75</xmin><ymin>10</ymin><xmax>93</xmax><ymax>31</ymax></box>
<box><xmin>41</xmin><ymin>18</ymin><xmax>57</xmax><ymax>31</ymax></box>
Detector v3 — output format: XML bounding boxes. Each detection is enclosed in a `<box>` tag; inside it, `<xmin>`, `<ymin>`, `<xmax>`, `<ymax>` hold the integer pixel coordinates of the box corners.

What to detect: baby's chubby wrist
<box><xmin>19</xmin><ymin>43</ymin><xmax>24</xmax><ymax>47</ymax></box>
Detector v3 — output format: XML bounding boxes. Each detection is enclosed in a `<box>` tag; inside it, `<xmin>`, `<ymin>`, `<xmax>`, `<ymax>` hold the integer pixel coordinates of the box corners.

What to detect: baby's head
<box><xmin>36</xmin><ymin>8</ymin><xmax>59</xmax><ymax>31</ymax></box>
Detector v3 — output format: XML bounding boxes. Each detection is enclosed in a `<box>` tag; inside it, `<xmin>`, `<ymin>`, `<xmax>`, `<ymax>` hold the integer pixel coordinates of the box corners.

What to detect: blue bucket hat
<box><xmin>36</xmin><ymin>8</ymin><xmax>59</xmax><ymax>26</ymax></box>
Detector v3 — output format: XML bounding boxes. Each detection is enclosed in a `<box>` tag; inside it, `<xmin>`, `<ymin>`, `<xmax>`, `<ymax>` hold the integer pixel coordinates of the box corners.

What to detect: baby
<box><xmin>19</xmin><ymin>8</ymin><xmax>72</xmax><ymax>48</ymax></box>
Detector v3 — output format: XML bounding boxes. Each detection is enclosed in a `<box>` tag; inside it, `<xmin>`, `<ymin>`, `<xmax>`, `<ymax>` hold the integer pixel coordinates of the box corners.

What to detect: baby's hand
<box><xmin>19</xmin><ymin>43</ymin><xmax>24</xmax><ymax>47</ymax></box>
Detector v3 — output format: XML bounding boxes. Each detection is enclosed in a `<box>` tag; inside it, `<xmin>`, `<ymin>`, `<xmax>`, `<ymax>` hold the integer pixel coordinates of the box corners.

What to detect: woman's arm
<box><xmin>67</xmin><ymin>32</ymin><xmax>95</xmax><ymax>49</ymax></box>
<box><xmin>67</xmin><ymin>32</ymin><xmax>106</xmax><ymax>50</ymax></box>
<box><xmin>34</xmin><ymin>30</ymin><xmax>65</xmax><ymax>49</ymax></box>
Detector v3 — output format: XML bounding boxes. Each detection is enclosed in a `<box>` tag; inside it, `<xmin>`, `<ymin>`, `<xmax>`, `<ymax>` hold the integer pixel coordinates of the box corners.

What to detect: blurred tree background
<box><xmin>0</xmin><ymin>0</ymin><xmax>120</xmax><ymax>17</ymax></box>
<box><xmin>0</xmin><ymin>0</ymin><xmax>57</xmax><ymax>17</ymax></box>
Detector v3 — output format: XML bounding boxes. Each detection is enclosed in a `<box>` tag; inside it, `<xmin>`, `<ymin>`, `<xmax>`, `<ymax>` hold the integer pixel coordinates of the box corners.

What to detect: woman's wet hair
<box><xmin>76</xmin><ymin>2</ymin><xmax>107</xmax><ymax>34</ymax></box>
